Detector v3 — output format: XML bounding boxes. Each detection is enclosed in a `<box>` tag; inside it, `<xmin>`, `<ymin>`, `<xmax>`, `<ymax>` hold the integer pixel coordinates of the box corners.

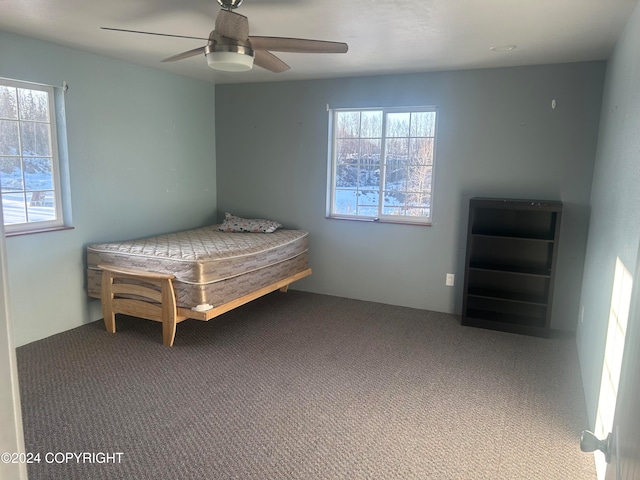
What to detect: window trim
<box><xmin>1</xmin><ymin>77</ymin><xmax>67</xmax><ymax>235</ymax></box>
<box><xmin>326</xmin><ymin>106</ymin><xmax>438</xmax><ymax>226</ymax></box>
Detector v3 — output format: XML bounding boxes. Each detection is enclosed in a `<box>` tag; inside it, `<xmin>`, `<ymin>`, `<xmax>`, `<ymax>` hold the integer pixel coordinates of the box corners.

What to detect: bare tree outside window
<box><xmin>329</xmin><ymin>107</ymin><xmax>437</xmax><ymax>224</ymax></box>
<box><xmin>0</xmin><ymin>79</ymin><xmax>64</xmax><ymax>233</ymax></box>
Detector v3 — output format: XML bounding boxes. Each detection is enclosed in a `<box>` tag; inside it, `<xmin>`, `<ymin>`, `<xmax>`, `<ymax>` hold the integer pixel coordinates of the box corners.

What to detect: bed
<box><xmin>86</xmin><ymin>221</ymin><xmax>311</xmax><ymax>346</ymax></box>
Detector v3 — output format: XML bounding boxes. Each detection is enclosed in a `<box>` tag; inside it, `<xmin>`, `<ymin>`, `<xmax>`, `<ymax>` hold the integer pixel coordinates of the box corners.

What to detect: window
<box><xmin>327</xmin><ymin>107</ymin><xmax>437</xmax><ymax>224</ymax></box>
<box><xmin>0</xmin><ymin>78</ymin><xmax>67</xmax><ymax>234</ymax></box>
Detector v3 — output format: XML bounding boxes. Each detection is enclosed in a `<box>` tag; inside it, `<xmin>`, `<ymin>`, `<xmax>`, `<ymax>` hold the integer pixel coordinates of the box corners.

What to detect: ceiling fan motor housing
<box><xmin>217</xmin><ymin>0</ymin><xmax>243</xmax><ymax>10</ymax></box>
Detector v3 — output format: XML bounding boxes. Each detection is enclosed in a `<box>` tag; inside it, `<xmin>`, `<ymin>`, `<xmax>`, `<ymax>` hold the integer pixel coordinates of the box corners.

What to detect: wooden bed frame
<box><xmin>93</xmin><ymin>264</ymin><xmax>312</xmax><ymax>346</ymax></box>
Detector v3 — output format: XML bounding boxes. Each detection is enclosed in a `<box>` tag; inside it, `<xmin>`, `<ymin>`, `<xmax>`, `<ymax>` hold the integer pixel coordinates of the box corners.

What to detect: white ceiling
<box><xmin>1</xmin><ymin>0</ymin><xmax>637</xmax><ymax>85</ymax></box>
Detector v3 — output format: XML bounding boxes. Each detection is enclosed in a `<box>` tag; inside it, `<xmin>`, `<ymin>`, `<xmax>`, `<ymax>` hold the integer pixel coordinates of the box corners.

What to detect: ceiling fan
<box><xmin>101</xmin><ymin>0</ymin><xmax>348</xmax><ymax>73</ymax></box>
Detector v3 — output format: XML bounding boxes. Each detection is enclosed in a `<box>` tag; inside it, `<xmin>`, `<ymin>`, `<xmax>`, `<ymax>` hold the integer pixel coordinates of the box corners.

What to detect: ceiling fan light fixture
<box><xmin>205</xmin><ymin>44</ymin><xmax>254</xmax><ymax>72</ymax></box>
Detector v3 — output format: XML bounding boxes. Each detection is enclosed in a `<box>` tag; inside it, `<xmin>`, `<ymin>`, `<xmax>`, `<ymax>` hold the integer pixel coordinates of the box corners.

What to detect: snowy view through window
<box><xmin>0</xmin><ymin>81</ymin><xmax>58</xmax><ymax>229</ymax></box>
<box><xmin>330</xmin><ymin>107</ymin><xmax>436</xmax><ymax>223</ymax></box>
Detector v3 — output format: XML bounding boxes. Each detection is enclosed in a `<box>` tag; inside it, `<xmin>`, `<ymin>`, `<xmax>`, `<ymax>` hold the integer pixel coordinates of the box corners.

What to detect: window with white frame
<box><xmin>0</xmin><ymin>78</ymin><xmax>66</xmax><ymax>234</ymax></box>
<box><xmin>327</xmin><ymin>107</ymin><xmax>437</xmax><ymax>224</ymax></box>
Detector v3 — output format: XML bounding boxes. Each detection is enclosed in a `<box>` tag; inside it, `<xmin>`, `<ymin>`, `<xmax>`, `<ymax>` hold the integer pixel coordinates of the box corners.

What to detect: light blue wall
<box><xmin>577</xmin><ymin>1</ymin><xmax>640</xmax><ymax>426</ymax></box>
<box><xmin>215</xmin><ymin>62</ymin><xmax>605</xmax><ymax>331</ymax></box>
<box><xmin>0</xmin><ymin>31</ymin><xmax>217</xmax><ymax>346</ymax></box>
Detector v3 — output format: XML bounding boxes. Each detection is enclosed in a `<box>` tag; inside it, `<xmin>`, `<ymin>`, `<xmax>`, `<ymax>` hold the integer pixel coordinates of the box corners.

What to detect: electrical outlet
<box><xmin>446</xmin><ymin>273</ymin><xmax>455</xmax><ymax>287</ymax></box>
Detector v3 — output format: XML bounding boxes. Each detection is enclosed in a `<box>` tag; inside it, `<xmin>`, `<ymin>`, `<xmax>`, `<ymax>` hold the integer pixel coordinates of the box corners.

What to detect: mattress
<box><xmin>86</xmin><ymin>225</ymin><xmax>309</xmax><ymax>309</ymax></box>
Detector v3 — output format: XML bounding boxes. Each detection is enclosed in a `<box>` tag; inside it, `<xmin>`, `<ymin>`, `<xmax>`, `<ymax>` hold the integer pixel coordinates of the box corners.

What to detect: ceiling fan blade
<box><xmin>249</xmin><ymin>36</ymin><xmax>348</xmax><ymax>54</ymax></box>
<box><xmin>161</xmin><ymin>46</ymin><xmax>207</xmax><ymax>62</ymax></box>
<box><xmin>254</xmin><ymin>50</ymin><xmax>290</xmax><ymax>73</ymax></box>
<box><xmin>215</xmin><ymin>10</ymin><xmax>249</xmax><ymax>40</ymax></box>
<box><xmin>100</xmin><ymin>27</ymin><xmax>209</xmax><ymax>42</ymax></box>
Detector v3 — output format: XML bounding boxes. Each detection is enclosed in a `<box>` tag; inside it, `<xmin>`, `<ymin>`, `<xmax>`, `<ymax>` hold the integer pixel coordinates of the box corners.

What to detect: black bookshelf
<box><xmin>461</xmin><ymin>198</ymin><xmax>562</xmax><ymax>337</ymax></box>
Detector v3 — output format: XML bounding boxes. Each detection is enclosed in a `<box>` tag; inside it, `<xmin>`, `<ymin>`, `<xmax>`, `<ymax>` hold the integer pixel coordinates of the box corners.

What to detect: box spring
<box><xmin>86</xmin><ymin>225</ymin><xmax>309</xmax><ymax>309</ymax></box>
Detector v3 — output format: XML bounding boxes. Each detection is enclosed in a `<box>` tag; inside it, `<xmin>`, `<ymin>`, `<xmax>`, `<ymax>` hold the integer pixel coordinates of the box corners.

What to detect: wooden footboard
<box><xmin>97</xmin><ymin>264</ymin><xmax>312</xmax><ymax>346</ymax></box>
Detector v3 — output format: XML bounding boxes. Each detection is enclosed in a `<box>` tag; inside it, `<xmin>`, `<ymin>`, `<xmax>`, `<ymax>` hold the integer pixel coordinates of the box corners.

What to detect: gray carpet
<box><xmin>16</xmin><ymin>291</ymin><xmax>596</xmax><ymax>479</ymax></box>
